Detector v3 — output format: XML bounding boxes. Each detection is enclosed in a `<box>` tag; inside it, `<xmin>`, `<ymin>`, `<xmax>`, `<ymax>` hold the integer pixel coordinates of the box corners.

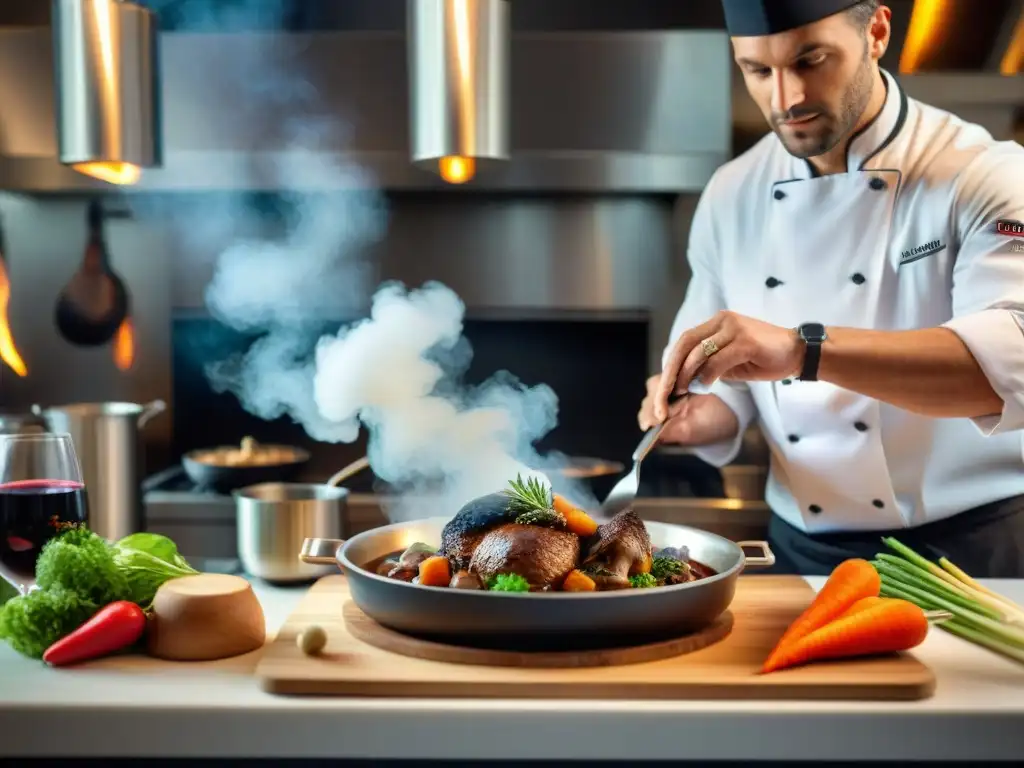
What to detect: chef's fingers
<box><xmin>679</xmin><ymin>329</ymin><xmax>734</xmax><ymax>388</ymax></box>
<box><xmin>639</xmin><ymin>389</ymin><xmax>689</xmax><ymax>430</ymax></box>
<box><xmin>655</xmin><ymin>315</ymin><xmax>723</xmax><ymax>421</ymax></box>
<box><xmin>638</xmin><ymin>402</ymin><xmax>654</xmax><ymax>430</ymax></box>
<box><xmin>697</xmin><ymin>340</ymin><xmax>751</xmax><ymax>385</ymax></box>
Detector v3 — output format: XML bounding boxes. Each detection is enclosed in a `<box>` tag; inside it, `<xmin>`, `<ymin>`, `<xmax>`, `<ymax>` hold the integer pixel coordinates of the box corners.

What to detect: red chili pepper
<box><xmin>43</xmin><ymin>601</ymin><xmax>146</xmax><ymax>667</ymax></box>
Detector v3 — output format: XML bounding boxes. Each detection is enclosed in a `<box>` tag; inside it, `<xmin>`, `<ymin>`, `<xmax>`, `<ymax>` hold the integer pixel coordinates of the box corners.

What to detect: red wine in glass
<box><xmin>0</xmin><ymin>433</ymin><xmax>89</xmax><ymax>595</ymax></box>
<box><xmin>0</xmin><ymin>480</ymin><xmax>89</xmax><ymax>582</ymax></box>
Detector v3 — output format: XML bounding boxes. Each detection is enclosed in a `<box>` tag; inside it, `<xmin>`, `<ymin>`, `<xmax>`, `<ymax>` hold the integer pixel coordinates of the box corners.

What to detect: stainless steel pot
<box><xmin>0</xmin><ymin>409</ymin><xmax>46</xmax><ymax>436</ymax></box>
<box><xmin>235</xmin><ymin>482</ymin><xmax>349</xmax><ymax>584</ymax></box>
<box><xmin>300</xmin><ymin>518</ymin><xmax>775</xmax><ymax>640</ymax></box>
<box><xmin>32</xmin><ymin>400</ymin><xmax>165</xmax><ymax>541</ymax></box>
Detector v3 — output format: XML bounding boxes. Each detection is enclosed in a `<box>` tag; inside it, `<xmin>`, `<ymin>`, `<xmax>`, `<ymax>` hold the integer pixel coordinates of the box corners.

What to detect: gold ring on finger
<box><xmin>701</xmin><ymin>338</ymin><xmax>720</xmax><ymax>357</ymax></box>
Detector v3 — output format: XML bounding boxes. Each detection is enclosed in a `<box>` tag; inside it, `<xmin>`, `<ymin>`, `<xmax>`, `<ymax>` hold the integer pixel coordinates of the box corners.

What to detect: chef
<box><xmin>640</xmin><ymin>0</ymin><xmax>1024</xmax><ymax>576</ymax></box>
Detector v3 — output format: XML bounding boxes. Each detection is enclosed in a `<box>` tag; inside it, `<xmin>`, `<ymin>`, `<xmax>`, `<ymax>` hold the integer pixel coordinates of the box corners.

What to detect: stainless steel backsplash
<box><xmin>0</xmin><ymin>191</ymin><xmax>700</xmax><ymax>469</ymax></box>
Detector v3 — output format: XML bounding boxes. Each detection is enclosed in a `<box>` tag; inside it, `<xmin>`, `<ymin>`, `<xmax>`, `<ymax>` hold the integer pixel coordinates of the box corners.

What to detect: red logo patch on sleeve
<box><xmin>996</xmin><ymin>220</ymin><xmax>1024</xmax><ymax>237</ymax></box>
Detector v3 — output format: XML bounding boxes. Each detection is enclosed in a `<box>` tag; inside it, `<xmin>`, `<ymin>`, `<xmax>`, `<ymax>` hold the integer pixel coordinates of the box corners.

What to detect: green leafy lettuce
<box><xmin>112</xmin><ymin>532</ymin><xmax>199</xmax><ymax>607</ymax></box>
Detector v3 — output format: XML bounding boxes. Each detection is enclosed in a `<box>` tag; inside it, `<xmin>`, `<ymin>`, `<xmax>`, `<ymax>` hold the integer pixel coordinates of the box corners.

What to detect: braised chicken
<box><xmin>439</xmin><ymin>492</ymin><xmax>511</xmax><ymax>569</ymax></box>
<box><xmin>580</xmin><ymin>510</ymin><xmax>653</xmax><ymax>589</ymax></box>
<box><xmin>378</xmin><ymin>476</ymin><xmax>714</xmax><ymax>593</ymax></box>
<box><xmin>469</xmin><ymin>523</ymin><xmax>580</xmax><ymax>589</ymax></box>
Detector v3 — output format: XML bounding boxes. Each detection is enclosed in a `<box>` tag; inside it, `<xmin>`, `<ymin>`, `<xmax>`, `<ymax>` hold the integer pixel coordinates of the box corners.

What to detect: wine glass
<box><xmin>0</xmin><ymin>433</ymin><xmax>89</xmax><ymax>596</ymax></box>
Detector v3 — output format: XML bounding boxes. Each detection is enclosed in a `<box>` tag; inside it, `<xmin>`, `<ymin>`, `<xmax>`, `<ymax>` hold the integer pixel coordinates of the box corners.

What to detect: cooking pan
<box><xmin>300</xmin><ymin>518</ymin><xmax>774</xmax><ymax>641</ymax></box>
<box><xmin>182</xmin><ymin>438</ymin><xmax>311</xmax><ymax>493</ymax></box>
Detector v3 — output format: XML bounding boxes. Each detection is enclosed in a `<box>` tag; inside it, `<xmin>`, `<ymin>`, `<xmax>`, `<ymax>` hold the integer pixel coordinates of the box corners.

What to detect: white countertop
<box><xmin>2</xmin><ymin>576</ymin><xmax>1024</xmax><ymax>762</ymax></box>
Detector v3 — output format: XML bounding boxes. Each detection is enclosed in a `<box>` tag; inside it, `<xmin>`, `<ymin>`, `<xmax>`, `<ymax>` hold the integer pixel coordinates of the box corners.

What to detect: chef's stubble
<box><xmin>775</xmin><ymin>40</ymin><xmax>875</xmax><ymax>159</ymax></box>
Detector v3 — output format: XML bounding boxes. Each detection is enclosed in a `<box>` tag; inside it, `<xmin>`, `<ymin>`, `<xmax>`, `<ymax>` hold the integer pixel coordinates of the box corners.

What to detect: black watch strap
<box><xmin>797</xmin><ymin>323</ymin><xmax>827</xmax><ymax>381</ymax></box>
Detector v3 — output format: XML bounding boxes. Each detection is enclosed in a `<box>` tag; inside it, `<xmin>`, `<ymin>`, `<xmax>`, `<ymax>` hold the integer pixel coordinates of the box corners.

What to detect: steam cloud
<box><xmin>137</xmin><ymin>0</ymin><xmax>575</xmax><ymax>516</ymax></box>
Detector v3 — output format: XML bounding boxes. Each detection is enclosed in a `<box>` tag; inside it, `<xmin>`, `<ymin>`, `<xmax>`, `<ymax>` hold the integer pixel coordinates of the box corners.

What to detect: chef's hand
<box><xmin>654</xmin><ymin>311</ymin><xmax>804</xmax><ymax>422</ymax></box>
<box><xmin>639</xmin><ymin>375</ymin><xmax>740</xmax><ymax>444</ymax></box>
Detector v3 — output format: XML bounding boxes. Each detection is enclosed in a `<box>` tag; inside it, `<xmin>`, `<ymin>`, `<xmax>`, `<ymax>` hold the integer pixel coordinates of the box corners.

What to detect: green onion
<box><xmin>874</xmin><ymin>538</ymin><xmax>1024</xmax><ymax>666</ymax></box>
<box><xmin>881</xmin><ymin>537</ymin><xmax>975</xmax><ymax>593</ymax></box>
<box><xmin>938</xmin><ymin>557</ymin><xmax>1024</xmax><ymax>624</ymax></box>
<box><xmin>872</xmin><ymin>559</ymin><xmax>1002</xmax><ymax>620</ymax></box>
<box><xmin>879</xmin><ymin>572</ymin><xmax>1024</xmax><ymax>647</ymax></box>
<box><xmin>941</xmin><ymin>619</ymin><xmax>1024</xmax><ymax>665</ymax></box>
<box><xmin>881</xmin><ymin>538</ymin><xmax>1024</xmax><ymax>626</ymax></box>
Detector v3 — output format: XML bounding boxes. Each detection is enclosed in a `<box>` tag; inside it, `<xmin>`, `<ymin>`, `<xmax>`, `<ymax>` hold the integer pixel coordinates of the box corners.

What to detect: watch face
<box><xmin>801</xmin><ymin>323</ymin><xmax>827</xmax><ymax>343</ymax></box>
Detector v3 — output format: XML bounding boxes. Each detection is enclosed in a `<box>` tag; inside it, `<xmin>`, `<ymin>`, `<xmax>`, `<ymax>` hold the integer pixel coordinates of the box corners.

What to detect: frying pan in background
<box><xmin>182</xmin><ymin>438</ymin><xmax>311</xmax><ymax>493</ymax></box>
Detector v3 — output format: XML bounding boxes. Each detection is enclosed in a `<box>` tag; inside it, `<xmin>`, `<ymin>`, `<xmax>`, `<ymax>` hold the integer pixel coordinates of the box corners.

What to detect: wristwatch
<box><xmin>797</xmin><ymin>322</ymin><xmax>828</xmax><ymax>381</ymax></box>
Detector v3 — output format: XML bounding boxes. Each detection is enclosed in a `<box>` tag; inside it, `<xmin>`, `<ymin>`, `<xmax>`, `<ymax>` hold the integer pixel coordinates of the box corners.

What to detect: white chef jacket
<box><xmin>665</xmin><ymin>68</ymin><xmax>1024</xmax><ymax>534</ymax></box>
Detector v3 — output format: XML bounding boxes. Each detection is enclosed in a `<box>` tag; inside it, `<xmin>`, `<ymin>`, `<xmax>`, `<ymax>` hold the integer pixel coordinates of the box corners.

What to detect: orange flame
<box><xmin>113</xmin><ymin>316</ymin><xmax>135</xmax><ymax>372</ymax></box>
<box><xmin>1001</xmin><ymin>9</ymin><xmax>1024</xmax><ymax>75</ymax></box>
<box><xmin>72</xmin><ymin>162</ymin><xmax>142</xmax><ymax>186</ymax></box>
<box><xmin>0</xmin><ymin>260</ymin><xmax>27</xmax><ymax>377</ymax></box>
<box><xmin>439</xmin><ymin>156</ymin><xmax>475</xmax><ymax>184</ymax></box>
<box><xmin>899</xmin><ymin>0</ymin><xmax>955</xmax><ymax>73</ymax></box>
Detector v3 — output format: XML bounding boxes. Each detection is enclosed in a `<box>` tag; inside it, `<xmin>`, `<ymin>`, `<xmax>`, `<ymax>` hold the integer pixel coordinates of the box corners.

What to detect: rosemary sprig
<box><xmin>503</xmin><ymin>473</ymin><xmax>553</xmax><ymax>516</ymax></box>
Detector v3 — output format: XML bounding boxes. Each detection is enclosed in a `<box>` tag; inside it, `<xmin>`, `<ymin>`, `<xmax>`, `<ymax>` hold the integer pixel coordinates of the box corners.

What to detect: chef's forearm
<box><xmin>817</xmin><ymin>326</ymin><xmax>1004</xmax><ymax>419</ymax></box>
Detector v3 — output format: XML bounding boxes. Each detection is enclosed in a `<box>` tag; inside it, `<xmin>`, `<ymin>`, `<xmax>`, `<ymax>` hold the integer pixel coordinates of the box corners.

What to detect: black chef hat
<box><xmin>722</xmin><ymin>0</ymin><xmax>864</xmax><ymax>37</ymax></box>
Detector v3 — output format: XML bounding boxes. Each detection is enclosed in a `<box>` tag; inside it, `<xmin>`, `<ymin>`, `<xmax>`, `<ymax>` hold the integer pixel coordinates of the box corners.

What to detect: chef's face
<box><xmin>732</xmin><ymin>7</ymin><xmax>890</xmax><ymax>159</ymax></box>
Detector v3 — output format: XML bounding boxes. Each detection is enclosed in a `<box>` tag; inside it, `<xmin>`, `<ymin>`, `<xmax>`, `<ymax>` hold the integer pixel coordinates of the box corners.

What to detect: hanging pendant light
<box><xmin>52</xmin><ymin>0</ymin><xmax>162</xmax><ymax>186</ymax></box>
<box><xmin>408</xmin><ymin>0</ymin><xmax>510</xmax><ymax>185</ymax></box>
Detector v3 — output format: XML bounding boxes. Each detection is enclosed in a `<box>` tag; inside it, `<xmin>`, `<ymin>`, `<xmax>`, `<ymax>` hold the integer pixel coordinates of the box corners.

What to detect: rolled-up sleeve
<box><xmin>662</xmin><ymin>177</ymin><xmax>758</xmax><ymax>466</ymax></box>
<box><xmin>941</xmin><ymin>144</ymin><xmax>1024</xmax><ymax>435</ymax></box>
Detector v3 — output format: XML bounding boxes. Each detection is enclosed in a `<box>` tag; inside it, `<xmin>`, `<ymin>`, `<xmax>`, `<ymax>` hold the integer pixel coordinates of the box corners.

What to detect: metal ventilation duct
<box><xmin>52</xmin><ymin>0</ymin><xmax>162</xmax><ymax>186</ymax></box>
<box><xmin>408</xmin><ymin>0</ymin><xmax>510</xmax><ymax>184</ymax></box>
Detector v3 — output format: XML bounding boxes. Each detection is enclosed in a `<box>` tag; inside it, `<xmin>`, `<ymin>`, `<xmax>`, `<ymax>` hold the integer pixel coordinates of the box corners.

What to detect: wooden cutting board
<box><xmin>256</xmin><ymin>575</ymin><xmax>936</xmax><ymax>700</ymax></box>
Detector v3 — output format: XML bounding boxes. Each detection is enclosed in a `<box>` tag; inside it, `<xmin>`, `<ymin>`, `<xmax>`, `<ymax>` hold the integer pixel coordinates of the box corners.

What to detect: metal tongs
<box><xmin>599</xmin><ymin>392</ymin><xmax>686</xmax><ymax>518</ymax></box>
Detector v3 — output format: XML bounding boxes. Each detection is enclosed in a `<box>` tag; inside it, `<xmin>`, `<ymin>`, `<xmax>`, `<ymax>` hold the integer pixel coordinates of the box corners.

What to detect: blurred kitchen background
<box><xmin>0</xmin><ymin>0</ymin><xmax>1021</xmax><ymax>564</ymax></box>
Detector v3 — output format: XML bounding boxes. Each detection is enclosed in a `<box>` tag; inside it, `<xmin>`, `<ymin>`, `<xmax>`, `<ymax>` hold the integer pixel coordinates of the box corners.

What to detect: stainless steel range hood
<box><xmin>0</xmin><ymin>28</ymin><xmax>731</xmax><ymax>193</ymax></box>
<box><xmin>408</xmin><ymin>0</ymin><xmax>510</xmax><ymax>184</ymax></box>
<box><xmin>52</xmin><ymin>0</ymin><xmax>162</xmax><ymax>185</ymax></box>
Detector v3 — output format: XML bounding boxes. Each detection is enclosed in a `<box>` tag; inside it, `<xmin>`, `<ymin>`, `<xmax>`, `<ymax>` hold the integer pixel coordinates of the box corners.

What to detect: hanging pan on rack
<box><xmin>54</xmin><ymin>200</ymin><xmax>130</xmax><ymax>347</ymax></box>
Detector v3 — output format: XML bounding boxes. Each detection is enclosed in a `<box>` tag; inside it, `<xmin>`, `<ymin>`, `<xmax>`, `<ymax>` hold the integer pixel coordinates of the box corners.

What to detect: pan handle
<box><xmin>326</xmin><ymin>456</ymin><xmax>370</xmax><ymax>487</ymax></box>
<box><xmin>299</xmin><ymin>537</ymin><xmax>346</xmax><ymax>568</ymax></box>
<box><xmin>737</xmin><ymin>540</ymin><xmax>775</xmax><ymax>569</ymax></box>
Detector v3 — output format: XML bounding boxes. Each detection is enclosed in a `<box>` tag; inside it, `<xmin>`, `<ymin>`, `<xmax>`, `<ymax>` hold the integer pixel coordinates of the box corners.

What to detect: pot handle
<box><xmin>737</xmin><ymin>540</ymin><xmax>775</xmax><ymax>569</ymax></box>
<box><xmin>138</xmin><ymin>399</ymin><xmax>167</xmax><ymax>428</ymax></box>
<box><xmin>300</xmin><ymin>537</ymin><xmax>346</xmax><ymax>568</ymax></box>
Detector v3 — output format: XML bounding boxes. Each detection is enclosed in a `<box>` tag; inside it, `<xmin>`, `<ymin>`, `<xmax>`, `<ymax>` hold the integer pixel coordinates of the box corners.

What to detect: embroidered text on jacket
<box><xmin>899</xmin><ymin>239</ymin><xmax>946</xmax><ymax>265</ymax></box>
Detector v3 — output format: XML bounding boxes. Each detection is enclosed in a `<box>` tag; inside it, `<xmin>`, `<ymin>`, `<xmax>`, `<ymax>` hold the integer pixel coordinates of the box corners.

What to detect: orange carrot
<box><xmin>562</xmin><ymin>569</ymin><xmax>597</xmax><ymax>592</ymax></box>
<box><xmin>417</xmin><ymin>555</ymin><xmax>452</xmax><ymax>587</ymax></box>
<box><xmin>553</xmin><ymin>495</ymin><xmax>599</xmax><ymax>537</ymax></box>
<box><xmin>763</xmin><ymin>558</ymin><xmax>880</xmax><ymax>671</ymax></box>
<box><xmin>837</xmin><ymin>596</ymin><xmax>887</xmax><ymax>619</ymax></box>
<box><xmin>761</xmin><ymin>597</ymin><xmax>929</xmax><ymax>673</ymax></box>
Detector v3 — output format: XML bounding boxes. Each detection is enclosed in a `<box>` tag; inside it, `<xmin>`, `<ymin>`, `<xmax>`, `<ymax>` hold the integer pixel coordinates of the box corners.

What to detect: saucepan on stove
<box><xmin>299</xmin><ymin>511</ymin><xmax>775</xmax><ymax>643</ymax></box>
<box><xmin>233</xmin><ymin>457</ymin><xmax>370</xmax><ymax>584</ymax></box>
<box><xmin>182</xmin><ymin>436</ymin><xmax>311</xmax><ymax>493</ymax></box>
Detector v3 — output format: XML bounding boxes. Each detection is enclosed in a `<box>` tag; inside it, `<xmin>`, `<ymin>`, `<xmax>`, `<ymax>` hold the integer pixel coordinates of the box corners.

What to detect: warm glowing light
<box><xmin>72</xmin><ymin>0</ymin><xmax>140</xmax><ymax>186</ymax></box>
<box><xmin>1001</xmin><ymin>9</ymin><xmax>1024</xmax><ymax>75</ymax></box>
<box><xmin>72</xmin><ymin>162</ymin><xmax>142</xmax><ymax>186</ymax></box>
<box><xmin>0</xmin><ymin>260</ymin><xmax>27</xmax><ymax>377</ymax></box>
<box><xmin>113</xmin><ymin>316</ymin><xmax>135</xmax><ymax>372</ymax></box>
<box><xmin>900</xmin><ymin>0</ymin><xmax>954</xmax><ymax>73</ymax></box>
<box><xmin>438</xmin><ymin>155</ymin><xmax>475</xmax><ymax>184</ymax></box>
